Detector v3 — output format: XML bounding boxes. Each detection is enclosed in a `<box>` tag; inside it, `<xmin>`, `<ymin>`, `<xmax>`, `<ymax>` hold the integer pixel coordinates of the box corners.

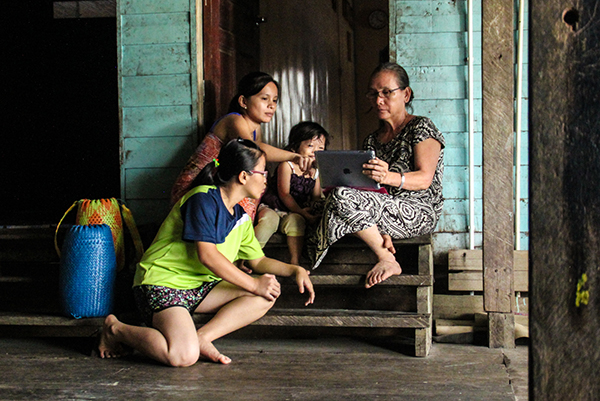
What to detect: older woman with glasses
<box><xmin>310</xmin><ymin>62</ymin><xmax>445</xmax><ymax>288</ymax></box>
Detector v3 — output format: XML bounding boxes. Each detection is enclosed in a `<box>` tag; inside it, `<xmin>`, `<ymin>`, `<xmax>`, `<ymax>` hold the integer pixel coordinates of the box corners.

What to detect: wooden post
<box><xmin>530</xmin><ymin>0</ymin><xmax>600</xmax><ymax>398</ymax></box>
<box><xmin>481</xmin><ymin>0</ymin><xmax>515</xmax><ymax>348</ymax></box>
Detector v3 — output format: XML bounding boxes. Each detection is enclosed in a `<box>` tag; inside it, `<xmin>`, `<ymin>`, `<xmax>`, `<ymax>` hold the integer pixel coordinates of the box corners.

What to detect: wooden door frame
<box><xmin>201</xmin><ymin>0</ymin><xmax>260</xmax><ymax>132</ymax></box>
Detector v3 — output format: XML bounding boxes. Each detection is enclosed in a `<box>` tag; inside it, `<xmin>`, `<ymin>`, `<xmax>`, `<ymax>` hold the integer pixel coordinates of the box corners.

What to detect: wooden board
<box><xmin>118</xmin><ymin>0</ymin><xmax>198</xmax><ymax>225</ymax></box>
<box><xmin>0</xmin><ymin>337</ymin><xmax>523</xmax><ymax>399</ymax></box>
<box><xmin>448</xmin><ymin>250</ymin><xmax>529</xmax><ymax>292</ymax></box>
<box><xmin>194</xmin><ymin>309</ymin><xmax>431</xmax><ymax>328</ymax></box>
<box><xmin>53</xmin><ymin>1</ymin><xmax>116</xmax><ymax>19</ymax></box>
<box><xmin>449</xmin><ymin>271</ymin><xmax>528</xmax><ymax>292</ymax></box>
<box><xmin>449</xmin><ymin>249</ymin><xmax>528</xmax><ymax>271</ymax></box>
<box><xmin>433</xmin><ymin>294</ymin><xmax>529</xmax><ymax>320</ymax></box>
<box><xmin>482</xmin><ymin>0</ymin><xmax>515</xmax><ymax>317</ymax></box>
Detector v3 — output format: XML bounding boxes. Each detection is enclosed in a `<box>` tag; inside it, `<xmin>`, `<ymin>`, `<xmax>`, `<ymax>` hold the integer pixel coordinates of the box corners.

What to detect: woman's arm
<box><xmin>196</xmin><ymin>242</ymin><xmax>281</xmax><ymax>301</ymax></box>
<box><xmin>216</xmin><ymin>115</ymin><xmax>311</xmax><ymax>170</ymax></box>
<box><xmin>259</xmin><ymin>142</ymin><xmax>312</xmax><ymax>172</ymax></box>
<box><xmin>363</xmin><ymin>138</ymin><xmax>441</xmax><ymax>190</ymax></box>
<box><xmin>246</xmin><ymin>256</ymin><xmax>315</xmax><ymax>306</ymax></box>
<box><xmin>311</xmin><ymin>174</ymin><xmax>323</xmax><ymax>201</ymax></box>
<box><xmin>253</xmin><ymin>126</ymin><xmax>311</xmax><ymax>171</ymax></box>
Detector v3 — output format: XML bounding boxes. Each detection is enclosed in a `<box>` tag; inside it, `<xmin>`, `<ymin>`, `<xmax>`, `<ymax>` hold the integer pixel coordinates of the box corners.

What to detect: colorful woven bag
<box><xmin>55</xmin><ymin>198</ymin><xmax>144</xmax><ymax>271</ymax></box>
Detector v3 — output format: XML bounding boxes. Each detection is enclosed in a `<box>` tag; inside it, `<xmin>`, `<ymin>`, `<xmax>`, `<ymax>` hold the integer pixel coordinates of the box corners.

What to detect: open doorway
<box><xmin>258</xmin><ymin>0</ymin><xmax>356</xmax><ymax>150</ymax></box>
<box><xmin>2</xmin><ymin>2</ymin><xmax>119</xmax><ymax>224</ymax></box>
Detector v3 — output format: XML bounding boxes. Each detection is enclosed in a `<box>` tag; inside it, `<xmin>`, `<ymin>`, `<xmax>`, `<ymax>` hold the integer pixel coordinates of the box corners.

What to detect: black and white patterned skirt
<box><xmin>309</xmin><ymin>187</ymin><xmax>440</xmax><ymax>268</ymax></box>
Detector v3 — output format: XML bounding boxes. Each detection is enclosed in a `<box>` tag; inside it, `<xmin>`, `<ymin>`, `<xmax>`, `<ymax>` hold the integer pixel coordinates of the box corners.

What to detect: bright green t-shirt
<box><xmin>134</xmin><ymin>185</ymin><xmax>264</xmax><ymax>289</ymax></box>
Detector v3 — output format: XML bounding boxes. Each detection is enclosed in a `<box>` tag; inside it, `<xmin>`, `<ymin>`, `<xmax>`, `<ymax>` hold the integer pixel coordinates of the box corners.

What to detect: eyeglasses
<box><xmin>366</xmin><ymin>87</ymin><xmax>401</xmax><ymax>100</ymax></box>
<box><xmin>248</xmin><ymin>170</ymin><xmax>268</xmax><ymax>178</ymax></box>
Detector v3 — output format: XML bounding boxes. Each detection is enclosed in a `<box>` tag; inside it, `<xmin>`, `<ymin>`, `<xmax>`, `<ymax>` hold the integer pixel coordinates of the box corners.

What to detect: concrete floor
<box><xmin>0</xmin><ymin>336</ymin><xmax>528</xmax><ymax>400</ymax></box>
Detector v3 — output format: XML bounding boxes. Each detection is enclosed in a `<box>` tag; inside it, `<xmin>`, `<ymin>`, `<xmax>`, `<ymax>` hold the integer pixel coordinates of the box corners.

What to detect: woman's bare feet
<box><xmin>382</xmin><ymin>234</ymin><xmax>396</xmax><ymax>254</ymax></box>
<box><xmin>365</xmin><ymin>258</ymin><xmax>402</xmax><ymax>288</ymax></box>
<box><xmin>198</xmin><ymin>334</ymin><xmax>231</xmax><ymax>365</ymax></box>
<box><xmin>98</xmin><ymin>314</ymin><xmax>129</xmax><ymax>358</ymax></box>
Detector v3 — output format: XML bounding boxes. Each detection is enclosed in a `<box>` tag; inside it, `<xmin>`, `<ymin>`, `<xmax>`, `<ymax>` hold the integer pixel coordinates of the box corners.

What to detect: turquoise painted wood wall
<box><xmin>118</xmin><ymin>0</ymin><xmax>199</xmax><ymax>225</ymax></box>
<box><xmin>390</xmin><ymin>0</ymin><xmax>529</xmax><ymax>259</ymax></box>
<box><xmin>116</xmin><ymin>0</ymin><xmax>529</xmax><ymax>253</ymax></box>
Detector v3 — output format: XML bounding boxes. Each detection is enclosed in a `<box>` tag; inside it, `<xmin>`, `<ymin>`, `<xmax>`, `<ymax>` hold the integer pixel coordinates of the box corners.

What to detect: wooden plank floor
<box><xmin>0</xmin><ymin>336</ymin><xmax>528</xmax><ymax>400</ymax></box>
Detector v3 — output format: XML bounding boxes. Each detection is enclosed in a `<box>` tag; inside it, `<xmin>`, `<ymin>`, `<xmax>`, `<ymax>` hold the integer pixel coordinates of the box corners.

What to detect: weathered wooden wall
<box><xmin>118</xmin><ymin>0</ymin><xmax>199</xmax><ymax>225</ymax></box>
<box><xmin>530</xmin><ymin>0</ymin><xmax>600</xmax><ymax>398</ymax></box>
<box><xmin>117</xmin><ymin>0</ymin><xmax>531</xmax><ymax>251</ymax></box>
<box><xmin>390</xmin><ymin>0</ymin><xmax>529</xmax><ymax>261</ymax></box>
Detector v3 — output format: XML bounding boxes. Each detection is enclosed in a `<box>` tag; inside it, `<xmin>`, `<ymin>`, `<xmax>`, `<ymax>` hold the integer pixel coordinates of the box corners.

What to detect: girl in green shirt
<box><xmin>98</xmin><ymin>139</ymin><xmax>315</xmax><ymax>366</ymax></box>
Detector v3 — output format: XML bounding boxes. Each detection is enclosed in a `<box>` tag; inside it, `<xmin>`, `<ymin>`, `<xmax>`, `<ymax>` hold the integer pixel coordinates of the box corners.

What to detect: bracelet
<box><xmin>399</xmin><ymin>171</ymin><xmax>405</xmax><ymax>190</ymax></box>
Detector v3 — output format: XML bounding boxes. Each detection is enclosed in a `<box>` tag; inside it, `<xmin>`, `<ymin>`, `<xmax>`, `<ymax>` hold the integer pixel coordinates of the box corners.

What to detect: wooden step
<box><xmin>0</xmin><ymin>312</ymin><xmax>104</xmax><ymax>337</ymax></box>
<box><xmin>0</xmin><ymin>312</ymin><xmax>104</xmax><ymax>327</ymax></box>
<box><xmin>0</xmin><ymin>309</ymin><xmax>431</xmax><ymax>334</ymax></box>
<box><xmin>265</xmin><ymin>233</ymin><xmax>433</xmax><ymax>246</ymax></box>
<box><xmin>197</xmin><ymin>308</ymin><xmax>431</xmax><ymax>328</ymax></box>
<box><xmin>282</xmin><ymin>274</ymin><xmax>432</xmax><ymax>286</ymax></box>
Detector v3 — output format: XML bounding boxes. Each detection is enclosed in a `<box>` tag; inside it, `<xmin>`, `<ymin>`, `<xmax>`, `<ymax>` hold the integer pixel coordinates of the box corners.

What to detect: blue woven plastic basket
<box><xmin>59</xmin><ymin>224</ymin><xmax>117</xmax><ymax>318</ymax></box>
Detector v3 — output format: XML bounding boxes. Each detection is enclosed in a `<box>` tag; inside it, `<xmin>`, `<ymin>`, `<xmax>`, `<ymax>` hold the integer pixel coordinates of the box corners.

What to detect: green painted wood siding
<box><xmin>118</xmin><ymin>0</ymin><xmax>198</xmax><ymax>225</ymax></box>
<box><xmin>390</xmin><ymin>0</ymin><xmax>529</xmax><ymax>257</ymax></box>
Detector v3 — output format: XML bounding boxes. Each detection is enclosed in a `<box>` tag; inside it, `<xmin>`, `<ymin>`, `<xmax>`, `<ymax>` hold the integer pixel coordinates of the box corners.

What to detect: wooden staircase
<box><xmin>256</xmin><ymin>234</ymin><xmax>434</xmax><ymax>357</ymax></box>
<box><xmin>0</xmin><ymin>226</ymin><xmax>433</xmax><ymax>356</ymax></box>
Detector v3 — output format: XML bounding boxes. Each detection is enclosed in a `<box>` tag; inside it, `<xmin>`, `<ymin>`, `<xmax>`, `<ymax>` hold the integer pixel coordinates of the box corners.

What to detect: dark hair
<box><xmin>228</xmin><ymin>72</ymin><xmax>280</xmax><ymax>114</ymax></box>
<box><xmin>369</xmin><ymin>62</ymin><xmax>415</xmax><ymax>110</ymax></box>
<box><xmin>193</xmin><ymin>138</ymin><xmax>265</xmax><ymax>187</ymax></box>
<box><xmin>284</xmin><ymin>121</ymin><xmax>330</xmax><ymax>152</ymax></box>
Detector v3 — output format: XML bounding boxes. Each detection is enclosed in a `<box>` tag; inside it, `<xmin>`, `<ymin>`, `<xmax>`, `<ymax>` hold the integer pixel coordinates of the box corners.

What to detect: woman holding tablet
<box><xmin>310</xmin><ymin>62</ymin><xmax>445</xmax><ymax>288</ymax></box>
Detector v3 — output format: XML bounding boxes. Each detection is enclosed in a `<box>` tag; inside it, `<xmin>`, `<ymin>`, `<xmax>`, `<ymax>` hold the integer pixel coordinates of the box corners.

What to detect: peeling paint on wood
<box><xmin>118</xmin><ymin>0</ymin><xmax>198</xmax><ymax>224</ymax></box>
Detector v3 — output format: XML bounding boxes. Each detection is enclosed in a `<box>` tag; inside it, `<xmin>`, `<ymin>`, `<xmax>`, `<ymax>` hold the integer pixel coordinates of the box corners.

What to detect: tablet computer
<box><xmin>315</xmin><ymin>150</ymin><xmax>380</xmax><ymax>190</ymax></box>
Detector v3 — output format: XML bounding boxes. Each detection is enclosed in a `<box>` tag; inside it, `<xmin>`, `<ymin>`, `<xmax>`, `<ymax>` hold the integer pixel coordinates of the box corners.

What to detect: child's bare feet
<box><xmin>98</xmin><ymin>314</ymin><xmax>129</xmax><ymax>358</ymax></box>
<box><xmin>198</xmin><ymin>335</ymin><xmax>231</xmax><ymax>365</ymax></box>
<box><xmin>365</xmin><ymin>258</ymin><xmax>402</xmax><ymax>288</ymax></box>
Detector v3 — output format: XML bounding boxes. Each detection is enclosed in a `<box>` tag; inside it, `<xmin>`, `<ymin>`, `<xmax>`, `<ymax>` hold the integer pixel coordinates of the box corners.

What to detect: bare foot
<box><xmin>198</xmin><ymin>335</ymin><xmax>231</xmax><ymax>365</ymax></box>
<box><xmin>98</xmin><ymin>314</ymin><xmax>129</xmax><ymax>358</ymax></box>
<box><xmin>365</xmin><ymin>259</ymin><xmax>402</xmax><ymax>288</ymax></box>
<box><xmin>382</xmin><ymin>235</ymin><xmax>396</xmax><ymax>254</ymax></box>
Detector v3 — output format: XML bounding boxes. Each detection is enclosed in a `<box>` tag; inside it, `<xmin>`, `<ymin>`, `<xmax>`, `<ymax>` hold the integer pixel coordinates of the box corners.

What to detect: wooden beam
<box><xmin>481</xmin><ymin>0</ymin><xmax>515</xmax><ymax>320</ymax></box>
<box><xmin>53</xmin><ymin>1</ymin><xmax>116</xmax><ymax>19</ymax></box>
<box><xmin>488</xmin><ymin>312</ymin><xmax>515</xmax><ymax>348</ymax></box>
<box><xmin>530</xmin><ymin>0</ymin><xmax>600</xmax><ymax>398</ymax></box>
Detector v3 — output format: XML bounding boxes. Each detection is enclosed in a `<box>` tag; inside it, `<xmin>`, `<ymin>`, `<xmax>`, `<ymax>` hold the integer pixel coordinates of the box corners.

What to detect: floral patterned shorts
<box><xmin>133</xmin><ymin>281</ymin><xmax>220</xmax><ymax>327</ymax></box>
